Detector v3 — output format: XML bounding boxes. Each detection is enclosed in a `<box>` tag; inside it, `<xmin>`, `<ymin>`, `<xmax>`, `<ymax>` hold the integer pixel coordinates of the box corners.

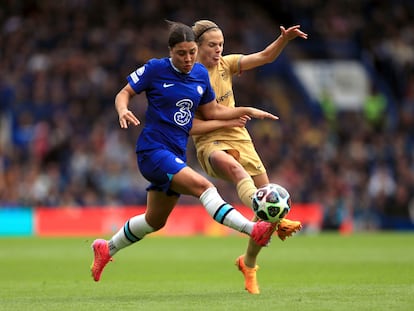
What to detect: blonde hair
<box><xmin>192</xmin><ymin>20</ymin><xmax>220</xmax><ymax>43</ymax></box>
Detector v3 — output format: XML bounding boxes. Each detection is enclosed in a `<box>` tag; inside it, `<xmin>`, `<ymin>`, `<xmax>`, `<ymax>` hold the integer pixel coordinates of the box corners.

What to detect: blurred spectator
<box><xmin>363</xmin><ymin>85</ymin><xmax>387</xmax><ymax>131</ymax></box>
<box><xmin>0</xmin><ymin>0</ymin><xmax>413</xmax><ymax>231</ymax></box>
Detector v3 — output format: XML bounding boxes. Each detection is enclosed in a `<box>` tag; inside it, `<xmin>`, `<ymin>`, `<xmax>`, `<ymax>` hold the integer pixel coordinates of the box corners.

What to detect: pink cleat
<box><xmin>250</xmin><ymin>220</ymin><xmax>278</xmax><ymax>246</ymax></box>
<box><xmin>90</xmin><ymin>239</ymin><xmax>113</xmax><ymax>282</ymax></box>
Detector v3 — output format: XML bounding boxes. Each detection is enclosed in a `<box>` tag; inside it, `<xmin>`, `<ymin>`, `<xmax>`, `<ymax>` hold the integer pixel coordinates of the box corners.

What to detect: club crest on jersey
<box><xmin>197</xmin><ymin>85</ymin><xmax>203</xmax><ymax>95</ymax></box>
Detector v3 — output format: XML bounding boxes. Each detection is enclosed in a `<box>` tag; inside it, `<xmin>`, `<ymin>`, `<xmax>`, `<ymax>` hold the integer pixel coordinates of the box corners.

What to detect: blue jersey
<box><xmin>127</xmin><ymin>58</ymin><xmax>215</xmax><ymax>159</ymax></box>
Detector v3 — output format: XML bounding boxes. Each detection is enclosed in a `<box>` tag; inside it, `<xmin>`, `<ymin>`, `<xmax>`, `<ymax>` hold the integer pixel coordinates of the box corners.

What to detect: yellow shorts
<box><xmin>196</xmin><ymin>140</ymin><xmax>266</xmax><ymax>178</ymax></box>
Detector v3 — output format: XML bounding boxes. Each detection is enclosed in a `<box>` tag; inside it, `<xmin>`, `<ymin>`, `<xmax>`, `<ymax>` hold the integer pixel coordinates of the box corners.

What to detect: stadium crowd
<box><xmin>0</xmin><ymin>0</ymin><xmax>413</xmax><ymax>231</ymax></box>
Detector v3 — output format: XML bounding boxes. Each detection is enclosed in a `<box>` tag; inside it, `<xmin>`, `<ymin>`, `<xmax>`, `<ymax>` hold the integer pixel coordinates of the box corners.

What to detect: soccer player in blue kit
<box><xmin>90</xmin><ymin>21</ymin><xmax>280</xmax><ymax>282</ymax></box>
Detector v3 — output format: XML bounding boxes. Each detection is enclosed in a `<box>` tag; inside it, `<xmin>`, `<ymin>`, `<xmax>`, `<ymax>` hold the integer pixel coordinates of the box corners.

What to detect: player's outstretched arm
<box><xmin>240</xmin><ymin>25</ymin><xmax>308</xmax><ymax>71</ymax></box>
<box><xmin>197</xmin><ymin>100</ymin><xmax>278</xmax><ymax>122</ymax></box>
<box><xmin>190</xmin><ymin>116</ymin><xmax>249</xmax><ymax>135</ymax></box>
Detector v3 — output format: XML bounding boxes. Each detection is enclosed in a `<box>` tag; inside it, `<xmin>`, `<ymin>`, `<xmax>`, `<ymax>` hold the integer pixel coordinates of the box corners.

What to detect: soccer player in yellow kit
<box><xmin>191</xmin><ymin>20</ymin><xmax>308</xmax><ymax>294</ymax></box>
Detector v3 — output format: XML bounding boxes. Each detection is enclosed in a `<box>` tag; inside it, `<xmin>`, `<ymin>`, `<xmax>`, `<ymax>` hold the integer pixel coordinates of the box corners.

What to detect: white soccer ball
<box><xmin>252</xmin><ymin>183</ymin><xmax>291</xmax><ymax>223</ymax></box>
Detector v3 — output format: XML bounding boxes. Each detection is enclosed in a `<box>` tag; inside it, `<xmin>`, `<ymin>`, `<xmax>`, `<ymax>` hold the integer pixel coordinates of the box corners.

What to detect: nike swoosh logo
<box><xmin>163</xmin><ymin>83</ymin><xmax>174</xmax><ymax>88</ymax></box>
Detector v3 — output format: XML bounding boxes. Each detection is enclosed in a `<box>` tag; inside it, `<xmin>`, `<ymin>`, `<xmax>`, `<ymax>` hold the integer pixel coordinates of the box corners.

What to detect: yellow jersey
<box><xmin>192</xmin><ymin>54</ymin><xmax>252</xmax><ymax>149</ymax></box>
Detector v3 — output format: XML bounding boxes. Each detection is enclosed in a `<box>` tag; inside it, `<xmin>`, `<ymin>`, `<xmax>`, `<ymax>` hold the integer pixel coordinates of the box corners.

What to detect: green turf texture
<box><xmin>1</xmin><ymin>233</ymin><xmax>413</xmax><ymax>311</ymax></box>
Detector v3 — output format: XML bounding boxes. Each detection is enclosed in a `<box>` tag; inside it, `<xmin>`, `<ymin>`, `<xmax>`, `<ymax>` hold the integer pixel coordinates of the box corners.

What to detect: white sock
<box><xmin>199</xmin><ymin>187</ymin><xmax>254</xmax><ymax>235</ymax></box>
<box><xmin>108</xmin><ymin>214</ymin><xmax>154</xmax><ymax>256</ymax></box>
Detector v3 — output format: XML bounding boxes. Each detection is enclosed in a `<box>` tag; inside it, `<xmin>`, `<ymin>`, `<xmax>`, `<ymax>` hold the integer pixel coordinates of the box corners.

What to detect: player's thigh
<box><xmin>170</xmin><ymin>166</ymin><xmax>213</xmax><ymax>197</ymax></box>
<box><xmin>234</xmin><ymin>140</ymin><xmax>266</xmax><ymax>177</ymax></box>
<box><xmin>209</xmin><ymin>150</ymin><xmax>249</xmax><ymax>182</ymax></box>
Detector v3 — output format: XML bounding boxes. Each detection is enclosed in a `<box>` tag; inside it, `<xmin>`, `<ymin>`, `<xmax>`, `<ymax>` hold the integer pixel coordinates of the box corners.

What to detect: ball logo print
<box><xmin>252</xmin><ymin>183</ymin><xmax>291</xmax><ymax>223</ymax></box>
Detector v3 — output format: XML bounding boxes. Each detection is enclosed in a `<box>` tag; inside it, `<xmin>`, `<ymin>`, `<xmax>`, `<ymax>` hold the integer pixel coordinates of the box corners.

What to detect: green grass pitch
<box><xmin>1</xmin><ymin>233</ymin><xmax>413</xmax><ymax>311</ymax></box>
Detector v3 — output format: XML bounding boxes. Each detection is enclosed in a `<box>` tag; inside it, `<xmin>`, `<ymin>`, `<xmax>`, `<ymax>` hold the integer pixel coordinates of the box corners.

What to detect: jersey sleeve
<box><xmin>126</xmin><ymin>59</ymin><xmax>156</xmax><ymax>93</ymax></box>
<box><xmin>223</xmin><ymin>54</ymin><xmax>243</xmax><ymax>75</ymax></box>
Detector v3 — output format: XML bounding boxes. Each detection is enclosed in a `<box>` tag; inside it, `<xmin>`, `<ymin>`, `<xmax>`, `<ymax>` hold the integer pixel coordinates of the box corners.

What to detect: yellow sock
<box><xmin>236</xmin><ymin>177</ymin><xmax>257</xmax><ymax>209</ymax></box>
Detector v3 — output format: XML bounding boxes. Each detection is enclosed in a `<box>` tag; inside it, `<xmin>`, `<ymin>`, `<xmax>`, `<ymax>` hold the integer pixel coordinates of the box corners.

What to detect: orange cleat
<box><xmin>277</xmin><ymin>218</ymin><xmax>302</xmax><ymax>241</ymax></box>
<box><xmin>235</xmin><ymin>255</ymin><xmax>260</xmax><ymax>294</ymax></box>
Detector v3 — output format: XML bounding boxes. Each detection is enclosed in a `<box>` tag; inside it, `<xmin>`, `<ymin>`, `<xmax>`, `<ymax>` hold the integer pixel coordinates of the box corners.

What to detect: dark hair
<box><xmin>166</xmin><ymin>20</ymin><xmax>196</xmax><ymax>48</ymax></box>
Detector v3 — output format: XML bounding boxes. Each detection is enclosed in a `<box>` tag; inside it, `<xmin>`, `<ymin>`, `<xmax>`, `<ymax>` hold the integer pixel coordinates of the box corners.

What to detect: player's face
<box><xmin>169</xmin><ymin>41</ymin><xmax>198</xmax><ymax>74</ymax></box>
<box><xmin>197</xmin><ymin>29</ymin><xmax>224</xmax><ymax>69</ymax></box>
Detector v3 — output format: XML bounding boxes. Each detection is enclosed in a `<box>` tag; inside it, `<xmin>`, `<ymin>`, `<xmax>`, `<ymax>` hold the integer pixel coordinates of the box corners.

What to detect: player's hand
<box><xmin>280</xmin><ymin>25</ymin><xmax>308</xmax><ymax>41</ymax></box>
<box><xmin>118</xmin><ymin>109</ymin><xmax>140</xmax><ymax>128</ymax></box>
<box><xmin>227</xmin><ymin>115</ymin><xmax>251</xmax><ymax>128</ymax></box>
<box><xmin>246</xmin><ymin>108</ymin><xmax>279</xmax><ymax>120</ymax></box>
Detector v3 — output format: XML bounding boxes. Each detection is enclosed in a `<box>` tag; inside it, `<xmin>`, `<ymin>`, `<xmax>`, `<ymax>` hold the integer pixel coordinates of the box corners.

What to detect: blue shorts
<box><xmin>137</xmin><ymin>149</ymin><xmax>187</xmax><ymax>196</ymax></box>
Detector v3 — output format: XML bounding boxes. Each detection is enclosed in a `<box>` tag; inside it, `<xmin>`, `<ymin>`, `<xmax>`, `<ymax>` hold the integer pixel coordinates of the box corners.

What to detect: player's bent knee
<box><xmin>148</xmin><ymin>221</ymin><xmax>166</xmax><ymax>231</ymax></box>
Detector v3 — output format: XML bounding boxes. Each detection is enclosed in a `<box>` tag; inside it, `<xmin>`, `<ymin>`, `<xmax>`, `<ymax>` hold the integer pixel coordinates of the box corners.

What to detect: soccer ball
<box><xmin>252</xmin><ymin>183</ymin><xmax>291</xmax><ymax>223</ymax></box>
